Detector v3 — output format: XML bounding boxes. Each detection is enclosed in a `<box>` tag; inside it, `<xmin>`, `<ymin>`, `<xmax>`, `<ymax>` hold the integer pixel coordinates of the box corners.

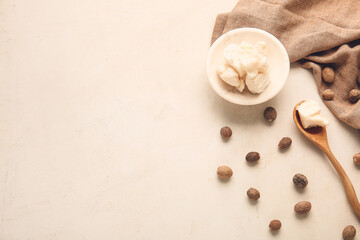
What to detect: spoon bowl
<box><xmin>293</xmin><ymin>101</ymin><xmax>328</xmax><ymax>150</ymax></box>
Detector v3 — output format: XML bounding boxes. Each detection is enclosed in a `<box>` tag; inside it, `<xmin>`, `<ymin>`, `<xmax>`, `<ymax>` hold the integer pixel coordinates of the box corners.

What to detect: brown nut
<box><xmin>322</xmin><ymin>67</ymin><xmax>335</xmax><ymax>83</ymax></box>
<box><xmin>349</xmin><ymin>89</ymin><xmax>360</xmax><ymax>103</ymax></box>
<box><xmin>294</xmin><ymin>201</ymin><xmax>311</xmax><ymax>214</ymax></box>
<box><xmin>353</xmin><ymin>153</ymin><xmax>360</xmax><ymax>166</ymax></box>
<box><xmin>322</xmin><ymin>89</ymin><xmax>335</xmax><ymax>100</ymax></box>
<box><xmin>220</xmin><ymin>126</ymin><xmax>232</xmax><ymax>140</ymax></box>
<box><xmin>247</xmin><ymin>188</ymin><xmax>260</xmax><ymax>200</ymax></box>
<box><xmin>293</xmin><ymin>174</ymin><xmax>308</xmax><ymax>188</ymax></box>
<box><xmin>246</xmin><ymin>152</ymin><xmax>260</xmax><ymax>162</ymax></box>
<box><xmin>269</xmin><ymin>220</ymin><xmax>281</xmax><ymax>231</ymax></box>
<box><xmin>343</xmin><ymin>225</ymin><xmax>356</xmax><ymax>240</ymax></box>
<box><xmin>278</xmin><ymin>137</ymin><xmax>292</xmax><ymax>150</ymax></box>
<box><xmin>217</xmin><ymin>166</ymin><xmax>233</xmax><ymax>179</ymax></box>
<box><xmin>264</xmin><ymin>107</ymin><xmax>277</xmax><ymax>122</ymax></box>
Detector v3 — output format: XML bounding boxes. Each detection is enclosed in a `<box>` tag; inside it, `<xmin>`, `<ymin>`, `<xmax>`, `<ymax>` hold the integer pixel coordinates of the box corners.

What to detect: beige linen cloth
<box><xmin>212</xmin><ymin>0</ymin><xmax>360</xmax><ymax>129</ymax></box>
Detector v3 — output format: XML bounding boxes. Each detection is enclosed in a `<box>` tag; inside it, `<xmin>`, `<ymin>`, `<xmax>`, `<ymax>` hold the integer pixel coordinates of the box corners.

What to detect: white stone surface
<box><xmin>0</xmin><ymin>0</ymin><xmax>359</xmax><ymax>239</ymax></box>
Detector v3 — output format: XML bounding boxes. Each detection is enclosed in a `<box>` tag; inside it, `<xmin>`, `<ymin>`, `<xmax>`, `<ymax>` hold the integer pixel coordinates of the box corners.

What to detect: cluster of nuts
<box><xmin>216</xmin><ymin>107</ymin><xmax>357</xmax><ymax>238</ymax></box>
<box><xmin>321</xmin><ymin>67</ymin><xmax>359</xmax><ymax>179</ymax></box>
<box><xmin>321</xmin><ymin>67</ymin><xmax>335</xmax><ymax>101</ymax></box>
<box><xmin>291</xmin><ymin>173</ymin><xmax>312</xmax><ymax>214</ymax></box>
<box><xmin>217</xmin><ymin>115</ymin><xmax>295</xmax><ymax>232</ymax></box>
<box><xmin>321</xmin><ymin>66</ymin><xmax>360</xmax><ymax>103</ymax></box>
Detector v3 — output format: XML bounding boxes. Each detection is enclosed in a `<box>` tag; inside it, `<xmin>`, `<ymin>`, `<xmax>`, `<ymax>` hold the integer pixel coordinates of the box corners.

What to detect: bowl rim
<box><xmin>206</xmin><ymin>27</ymin><xmax>290</xmax><ymax>105</ymax></box>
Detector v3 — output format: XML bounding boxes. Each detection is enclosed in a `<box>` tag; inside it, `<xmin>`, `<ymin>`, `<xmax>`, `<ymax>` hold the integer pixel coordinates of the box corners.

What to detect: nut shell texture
<box><xmin>293</xmin><ymin>174</ymin><xmax>308</xmax><ymax>188</ymax></box>
<box><xmin>353</xmin><ymin>153</ymin><xmax>360</xmax><ymax>166</ymax></box>
<box><xmin>278</xmin><ymin>137</ymin><xmax>292</xmax><ymax>150</ymax></box>
<box><xmin>322</xmin><ymin>89</ymin><xmax>335</xmax><ymax>100</ymax></box>
<box><xmin>264</xmin><ymin>107</ymin><xmax>277</xmax><ymax>122</ymax></box>
<box><xmin>322</xmin><ymin>67</ymin><xmax>335</xmax><ymax>83</ymax></box>
<box><xmin>343</xmin><ymin>225</ymin><xmax>356</xmax><ymax>240</ymax></box>
<box><xmin>269</xmin><ymin>220</ymin><xmax>281</xmax><ymax>231</ymax></box>
<box><xmin>294</xmin><ymin>201</ymin><xmax>311</xmax><ymax>214</ymax></box>
<box><xmin>349</xmin><ymin>89</ymin><xmax>360</xmax><ymax>103</ymax></box>
<box><xmin>246</xmin><ymin>152</ymin><xmax>260</xmax><ymax>162</ymax></box>
<box><xmin>217</xmin><ymin>166</ymin><xmax>233</xmax><ymax>179</ymax></box>
<box><xmin>220</xmin><ymin>126</ymin><xmax>232</xmax><ymax>140</ymax></box>
<box><xmin>247</xmin><ymin>188</ymin><xmax>260</xmax><ymax>200</ymax></box>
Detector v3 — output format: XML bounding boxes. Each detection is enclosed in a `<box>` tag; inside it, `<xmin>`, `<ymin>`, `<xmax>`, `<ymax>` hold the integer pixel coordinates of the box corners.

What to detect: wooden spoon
<box><xmin>293</xmin><ymin>101</ymin><xmax>360</xmax><ymax>220</ymax></box>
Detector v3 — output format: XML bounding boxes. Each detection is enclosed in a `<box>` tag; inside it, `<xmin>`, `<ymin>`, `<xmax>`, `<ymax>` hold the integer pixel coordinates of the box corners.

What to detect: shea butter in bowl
<box><xmin>206</xmin><ymin>28</ymin><xmax>290</xmax><ymax>105</ymax></box>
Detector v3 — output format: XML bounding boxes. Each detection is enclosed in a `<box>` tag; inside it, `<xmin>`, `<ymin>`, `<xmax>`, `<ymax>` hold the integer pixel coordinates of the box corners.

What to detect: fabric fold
<box><xmin>212</xmin><ymin>0</ymin><xmax>360</xmax><ymax>129</ymax></box>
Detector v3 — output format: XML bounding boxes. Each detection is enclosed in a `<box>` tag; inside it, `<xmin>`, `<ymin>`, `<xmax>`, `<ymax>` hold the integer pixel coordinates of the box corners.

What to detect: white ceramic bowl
<box><xmin>206</xmin><ymin>28</ymin><xmax>290</xmax><ymax>105</ymax></box>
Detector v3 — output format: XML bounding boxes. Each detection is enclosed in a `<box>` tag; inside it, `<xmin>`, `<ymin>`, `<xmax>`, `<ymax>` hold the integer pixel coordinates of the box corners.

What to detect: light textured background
<box><xmin>0</xmin><ymin>0</ymin><xmax>359</xmax><ymax>239</ymax></box>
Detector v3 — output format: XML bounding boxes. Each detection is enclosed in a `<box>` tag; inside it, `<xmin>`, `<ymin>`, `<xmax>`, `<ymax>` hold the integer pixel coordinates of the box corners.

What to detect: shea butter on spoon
<box><xmin>296</xmin><ymin>100</ymin><xmax>329</xmax><ymax>128</ymax></box>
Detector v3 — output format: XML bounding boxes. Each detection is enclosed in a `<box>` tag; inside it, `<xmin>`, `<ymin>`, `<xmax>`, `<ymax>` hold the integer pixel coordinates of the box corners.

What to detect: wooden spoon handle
<box><xmin>324</xmin><ymin>149</ymin><xmax>360</xmax><ymax>220</ymax></box>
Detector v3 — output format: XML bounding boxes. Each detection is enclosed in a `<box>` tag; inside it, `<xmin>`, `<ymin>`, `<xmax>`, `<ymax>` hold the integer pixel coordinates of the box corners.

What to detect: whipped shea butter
<box><xmin>297</xmin><ymin>100</ymin><xmax>329</xmax><ymax>128</ymax></box>
<box><xmin>216</xmin><ymin>41</ymin><xmax>269</xmax><ymax>94</ymax></box>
